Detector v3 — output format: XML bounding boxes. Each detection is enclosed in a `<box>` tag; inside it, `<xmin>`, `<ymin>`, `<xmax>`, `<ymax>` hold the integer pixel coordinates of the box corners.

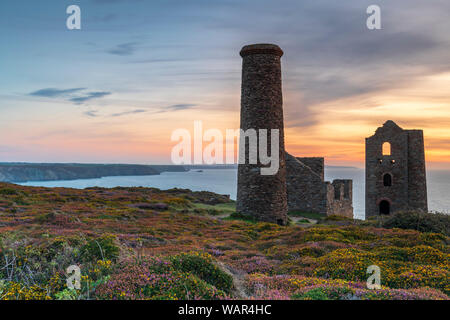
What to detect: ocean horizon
<box><xmin>18</xmin><ymin>168</ymin><xmax>450</xmax><ymax>220</ymax></box>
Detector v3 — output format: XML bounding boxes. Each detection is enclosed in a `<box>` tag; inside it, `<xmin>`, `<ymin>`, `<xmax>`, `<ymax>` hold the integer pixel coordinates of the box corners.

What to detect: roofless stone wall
<box><xmin>365</xmin><ymin>120</ymin><xmax>427</xmax><ymax>218</ymax></box>
<box><xmin>328</xmin><ymin>179</ymin><xmax>353</xmax><ymax>218</ymax></box>
<box><xmin>286</xmin><ymin>153</ymin><xmax>353</xmax><ymax>217</ymax></box>
<box><xmin>296</xmin><ymin>157</ymin><xmax>324</xmax><ymax>180</ymax></box>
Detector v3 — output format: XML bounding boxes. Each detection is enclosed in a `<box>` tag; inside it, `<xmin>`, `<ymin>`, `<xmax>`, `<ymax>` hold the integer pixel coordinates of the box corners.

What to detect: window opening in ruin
<box><xmin>382</xmin><ymin>142</ymin><xmax>391</xmax><ymax>156</ymax></box>
<box><xmin>334</xmin><ymin>187</ymin><xmax>340</xmax><ymax>200</ymax></box>
<box><xmin>383</xmin><ymin>173</ymin><xmax>392</xmax><ymax>186</ymax></box>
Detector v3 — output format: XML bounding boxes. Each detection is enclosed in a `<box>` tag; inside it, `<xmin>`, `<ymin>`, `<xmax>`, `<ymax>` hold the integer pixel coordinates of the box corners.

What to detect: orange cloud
<box><xmin>284</xmin><ymin>71</ymin><xmax>450</xmax><ymax>169</ymax></box>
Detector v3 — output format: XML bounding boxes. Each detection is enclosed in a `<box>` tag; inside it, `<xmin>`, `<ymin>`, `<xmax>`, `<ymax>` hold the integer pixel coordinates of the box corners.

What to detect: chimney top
<box><xmin>240</xmin><ymin>44</ymin><xmax>284</xmax><ymax>57</ymax></box>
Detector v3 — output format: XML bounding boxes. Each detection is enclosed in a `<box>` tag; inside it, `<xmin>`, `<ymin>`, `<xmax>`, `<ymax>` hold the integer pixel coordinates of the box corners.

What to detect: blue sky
<box><xmin>0</xmin><ymin>0</ymin><xmax>449</xmax><ymax>167</ymax></box>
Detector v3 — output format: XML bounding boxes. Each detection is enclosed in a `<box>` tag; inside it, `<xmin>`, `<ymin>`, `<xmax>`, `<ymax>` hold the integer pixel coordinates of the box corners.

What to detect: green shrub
<box><xmin>288</xmin><ymin>211</ymin><xmax>325</xmax><ymax>220</ymax></box>
<box><xmin>81</xmin><ymin>235</ymin><xmax>120</xmax><ymax>262</ymax></box>
<box><xmin>171</xmin><ymin>252</ymin><xmax>233</xmax><ymax>293</ymax></box>
<box><xmin>55</xmin><ymin>288</ymin><xmax>79</xmax><ymax>300</ymax></box>
<box><xmin>325</xmin><ymin>215</ymin><xmax>352</xmax><ymax>221</ymax></box>
<box><xmin>0</xmin><ymin>187</ymin><xmax>19</xmax><ymax>195</ymax></box>
<box><xmin>36</xmin><ymin>212</ymin><xmax>56</xmax><ymax>223</ymax></box>
<box><xmin>382</xmin><ymin>211</ymin><xmax>450</xmax><ymax>236</ymax></box>
<box><xmin>141</xmin><ymin>272</ymin><xmax>224</xmax><ymax>300</ymax></box>
<box><xmin>226</xmin><ymin>212</ymin><xmax>258</xmax><ymax>223</ymax></box>
<box><xmin>292</xmin><ymin>288</ymin><xmax>329</xmax><ymax>300</ymax></box>
<box><xmin>95</xmin><ymin>257</ymin><xmax>227</xmax><ymax>300</ymax></box>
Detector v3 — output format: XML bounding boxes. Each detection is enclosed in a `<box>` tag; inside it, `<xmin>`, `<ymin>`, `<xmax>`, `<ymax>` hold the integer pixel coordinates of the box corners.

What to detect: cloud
<box><xmin>70</xmin><ymin>91</ymin><xmax>112</xmax><ymax>104</ymax></box>
<box><xmin>111</xmin><ymin>109</ymin><xmax>147</xmax><ymax>117</ymax></box>
<box><xmin>129</xmin><ymin>58</ymin><xmax>191</xmax><ymax>64</ymax></box>
<box><xmin>84</xmin><ymin>110</ymin><xmax>99</xmax><ymax>117</ymax></box>
<box><xmin>161</xmin><ymin>104</ymin><xmax>196</xmax><ymax>112</ymax></box>
<box><xmin>107</xmin><ymin>42</ymin><xmax>138</xmax><ymax>56</ymax></box>
<box><xmin>29</xmin><ymin>88</ymin><xmax>86</xmax><ymax>98</ymax></box>
<box><xmin>83</xmin><ymin>105</ymin><xmax>192</xmax><ymax>118</ymax></box>
<box><xmin>29</xmin><ymin>88</ymin><xmax>111</xmax><ymax>105</ymax></box>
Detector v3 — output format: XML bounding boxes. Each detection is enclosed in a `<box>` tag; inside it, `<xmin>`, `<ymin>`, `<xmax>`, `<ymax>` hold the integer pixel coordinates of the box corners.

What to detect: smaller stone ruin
<box><xmin>286</xmin><ymin>153</ymin><xmax>353</xmax><ymax>218</ymax></box>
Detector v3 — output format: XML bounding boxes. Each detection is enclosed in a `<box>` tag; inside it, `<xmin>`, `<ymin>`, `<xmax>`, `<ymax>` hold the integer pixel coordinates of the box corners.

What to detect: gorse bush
<box><xmin>382</xmin><ymin>211</ymin><xmax>450</xmax><ymax>236</ymax></box>
<box><xmin>81</xmin><ymin>235</ymin><xmax>120</xmax><ymax>262</ymax></box>
<box><xmin>0</xmin><ymin>235</ymin><xmax>114</xmax><ymax>300</ymax></box>
<box><xmin>170</xmin><ymin>252</ymin><xmax>234</xmax><ymax>293</ymax></box>
<box><xmin>163</xmin><ymin>197</ymin><xmax>191</xmax><ymax>207</ymax></box>
<box><xmin>0</xmin><ymin>281</ymin><xmax>51</xmax><ymax>300</ymax></box>
<box><xmin>311</xmin><ymin>246</ymin><xmax>450</xmax><ymax>294</ymax></box>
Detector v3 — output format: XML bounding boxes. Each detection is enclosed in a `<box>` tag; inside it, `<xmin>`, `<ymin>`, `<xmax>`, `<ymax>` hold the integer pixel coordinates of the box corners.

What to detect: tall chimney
<box><xmin>236</xmin><ymin>44</ymin><xmax>288</xmax><ymax>225</ymax></box>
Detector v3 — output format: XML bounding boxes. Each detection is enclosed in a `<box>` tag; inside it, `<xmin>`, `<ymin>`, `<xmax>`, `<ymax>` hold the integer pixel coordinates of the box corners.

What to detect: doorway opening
<box><xmin>379</xmin><ymin>200</ymin><xmax>390</xmax><ymax>215</ymax></box>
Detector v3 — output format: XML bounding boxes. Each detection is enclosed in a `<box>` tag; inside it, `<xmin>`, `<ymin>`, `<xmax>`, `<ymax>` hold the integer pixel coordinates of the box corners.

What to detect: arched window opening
<box><xmin>383</xmin><ymin>173</ymin><xmax>392</xmax><ymax>186</ymax></box>
<box><xmin>382</xmin><ymin>142</ymin><xmax>391</xmax><ymax>156</ymax></box>
<box><xmin>379</xmin><ymin>200</ymin><xmax>390</xmax><ymax>215</ymax></box>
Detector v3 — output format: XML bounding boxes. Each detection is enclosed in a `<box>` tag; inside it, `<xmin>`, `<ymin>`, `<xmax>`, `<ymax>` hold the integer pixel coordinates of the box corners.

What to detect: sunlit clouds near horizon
<box><xmin>0</xmin><ymin>0</ymin><xmax>449</xmax><ymax>169</ymax></box>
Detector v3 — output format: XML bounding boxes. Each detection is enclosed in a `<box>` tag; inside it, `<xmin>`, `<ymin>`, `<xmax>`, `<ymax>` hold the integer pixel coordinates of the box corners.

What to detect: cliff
<box><xmin>0</xmin><ymin>163</ymin><xmax>187</xmax><ymax>183</ymax></box>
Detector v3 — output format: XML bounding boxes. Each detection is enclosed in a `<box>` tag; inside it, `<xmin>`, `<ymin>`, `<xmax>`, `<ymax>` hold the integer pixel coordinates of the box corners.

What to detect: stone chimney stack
<box><xmin>236</xmin><ymin>44</ymin><xmax>288</xmax><ymax>225</ymax></box>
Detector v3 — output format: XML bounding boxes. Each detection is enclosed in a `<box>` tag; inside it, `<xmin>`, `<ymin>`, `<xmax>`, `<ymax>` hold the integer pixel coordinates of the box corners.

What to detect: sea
<box><xmin>18</xmin><ymin>168</ymin><xmax>450</xmax><ymax>220</ymax></box>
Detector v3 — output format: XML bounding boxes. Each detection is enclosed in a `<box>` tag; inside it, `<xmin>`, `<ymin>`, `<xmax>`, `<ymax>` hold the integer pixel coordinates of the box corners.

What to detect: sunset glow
<box><xmin>0</xmin><ymin>1</ymin><xmax>448</xmax><ymax>169</ymax></box>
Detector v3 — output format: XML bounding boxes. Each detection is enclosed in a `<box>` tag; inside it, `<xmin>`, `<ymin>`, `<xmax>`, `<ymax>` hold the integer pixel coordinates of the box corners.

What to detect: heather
<box><xmin>0</xmin><ymin>183</ymin><xmax>448</xmax><ymax>300</ymax></box>
<box><xmin>246</xmin><ymin>274</ymin><xmax>448</xmax><ymax>300</ymax></box>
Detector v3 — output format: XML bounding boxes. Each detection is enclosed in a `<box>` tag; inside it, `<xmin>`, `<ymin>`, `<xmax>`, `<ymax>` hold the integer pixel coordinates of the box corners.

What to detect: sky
<box><xmin>0</xmin><ymin>0</ymin><xmax>449</xmax><ymax>169</ymax></box>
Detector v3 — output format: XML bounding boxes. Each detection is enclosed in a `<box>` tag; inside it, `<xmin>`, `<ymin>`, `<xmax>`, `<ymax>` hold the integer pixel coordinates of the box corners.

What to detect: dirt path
<box><xmin>212</xmin><ymin>213</ymin><xmax>231</xmax><ymax>220</ymax></box>
<box><xmin>216</xmin><ymin>261</ymin><xmax>250</xmax><ymax>299</ymax></box>
<box><xmin>290</xmin><ymin>216</ymin><xmax>318</xmax><ymax>225</ymax></box>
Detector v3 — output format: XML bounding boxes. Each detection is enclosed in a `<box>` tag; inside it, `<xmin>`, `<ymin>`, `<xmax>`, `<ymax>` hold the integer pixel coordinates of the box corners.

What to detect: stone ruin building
<box><xmin>286</xmin><ymin>154</ymin><xmax>353</xmax><ymax>218</ymax></box>
<box><xmin>366</xmin><ymin>120</ymin><xmax>428</xmax><ymax>218</ymax></box>
<box><xmin>236</xmin><ymin>43</ymin><xmax>353</xmax><ymax>224</ymax></box>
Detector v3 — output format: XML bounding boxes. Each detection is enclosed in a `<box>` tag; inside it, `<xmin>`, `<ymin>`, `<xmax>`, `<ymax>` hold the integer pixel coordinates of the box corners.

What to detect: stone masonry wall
<box><xmin>286</xmin><ymin>153</ymin><xmax>327</xmax><ymax>214</ymax></box>
<box><xmin>365</xmin><ymin>120</ymin><xmax>427</xmax><ymax>219</ymax></box>
<box><xmin>236</xmin><ymin>44</ymin><xmax>288</xmax><ymax>225</ymax></box>
<box><xmin>286</xmin><ymin>152</ymin><xmax>353</xmax><ymax>218</ymax></box>
<box><xmin>296</xmin><ymin>157</ymin><xmax>324</xmax><ymax>180</ymax></box>
<box><xmin>327</xmin><ymin>180</ymin><xmax>353</xmax><ymax>218</ymax></box>
<box><xmin>406</xmin><ymin>130</ymin><xmax>428</xmax><ymax>212</ymax></box>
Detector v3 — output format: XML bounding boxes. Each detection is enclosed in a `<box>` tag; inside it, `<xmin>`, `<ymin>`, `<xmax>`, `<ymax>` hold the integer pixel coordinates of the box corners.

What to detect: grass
<box><xmin>223</xmin><ymin>211</ymin><xmax>259</xmax><ymax>223</ymax></box>
<box><xmin>191</xmin><ymin>202</ymin><xmax>236</xmax><ymax>216</ymax></box>
<box><xmin>288</xmin><ymin>211</ymin><xmax>325</xmax><ymax>220</ymax></box>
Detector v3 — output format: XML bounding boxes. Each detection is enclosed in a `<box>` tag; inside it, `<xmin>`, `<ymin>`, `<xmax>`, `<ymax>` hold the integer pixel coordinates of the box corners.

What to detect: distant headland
<box><xmin>0</xmin><ymin>163</ymin><xmax>233</xmax><ymax>183</ymax></box>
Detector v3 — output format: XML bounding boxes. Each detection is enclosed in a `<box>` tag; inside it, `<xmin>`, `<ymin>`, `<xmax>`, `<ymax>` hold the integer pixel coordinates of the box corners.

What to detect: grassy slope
<box><xmin>0</xmin><ymin>183</ymin><xmax>448</xmax><ymax>300</ymax></box>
